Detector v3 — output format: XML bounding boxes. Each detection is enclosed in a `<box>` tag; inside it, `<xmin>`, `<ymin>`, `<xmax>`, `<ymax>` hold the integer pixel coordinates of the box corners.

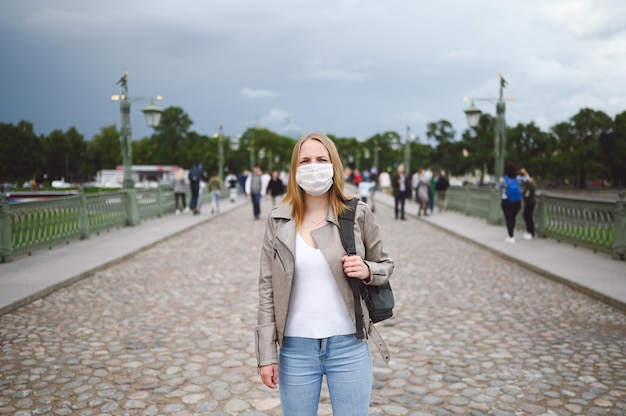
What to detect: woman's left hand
<box><xmin>341</xmin><ymin>255</ymin><xmax>370</xmax><ymax>281</ymax></box>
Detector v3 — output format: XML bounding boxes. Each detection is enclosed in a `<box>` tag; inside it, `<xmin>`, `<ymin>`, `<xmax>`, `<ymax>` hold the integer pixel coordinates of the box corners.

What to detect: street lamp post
<box><xmin>112</xmin><ymin>72</ymin><xmax>163</xmax><ymax>226</ymax></box>
<box><xmin>112</xmin><ymin>72</ymin><xmax>163</xmax><ymax>190</ymax></box>
<box><xmin>463</xmin><ymin>74</ymin><xmax>513</xmax><ymax>224</ymax></box>
<box><xmin>215</xmin><ymin>124</ymin><xmax>224</xmax><ymax>183</ymax></box>
<box><xmin>404</xmin><ymin>125</ymin><xmax>411</xmax><ymax>174</ymax></box>
<box><xmin>372</xmin><ymin>137</ymin><xmax>380</xmax><ymax>174</ymax></box>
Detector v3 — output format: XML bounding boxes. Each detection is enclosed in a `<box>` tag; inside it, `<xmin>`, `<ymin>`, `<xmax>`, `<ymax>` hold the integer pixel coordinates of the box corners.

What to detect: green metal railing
<box><xmin>2</xmin><ymin>186</ymin><xmax>624</xmax><ymax>262</ymax></box>
<box><xmin>0</xmin><ymin>187</ymin><xmax>210</xmax><ymax>263</ymax></box>
<box><xmin>447</xmin><ymin>187</ymin><xmax>626</xmax><ymax>260</ymax></box>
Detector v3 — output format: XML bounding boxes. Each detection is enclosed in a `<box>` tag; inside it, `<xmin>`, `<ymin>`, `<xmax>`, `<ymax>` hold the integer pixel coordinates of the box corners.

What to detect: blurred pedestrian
<box><xmin>173</xmin><ymin>168</ymin><xmax>188</xmax><ymax>215</ymax></box>
<box><xmin>225</xmin><ymin>172</ymin><xmax>238</xmax><ymax>202</ymax></box>
<box><xmin>496</xmin><ymin>162</ymin><xmax>523</xmax><ymax>243</ymax></box>
<box><xmin>428</xmin><ymin>170</ymin><xmax>436</xmax><ymax>214</ymax></box>
<box><xmin>245</xmin><ymin>166</ymin><xmax>267</xmax><ymax>219</ymax></box>
<box><xmin>188</xmin><ymin>159</ymin><xmax>207</xmax><ymax>215</ymax></box>
<box><xmin>358</xmin><ymin>171</ymin><xmax>373</xmax><ymax>205</ymax></box>
<box><xmin>238</xmin><ymin>170</ymin><xmax>248</xmax><ymax>195</ymax></box>
<box><xmin>378</xmin><ymin>169</ymin><xmax>391</xmax><ymax>194</ymax></box>
<box><xmin>416</xmin><ymin>169</ymin><xmax>430</xmax><ymax>216</ymax></box>
<box><xmin>391</xmin><ymin>164</ymin><xmax>407</xmax><ymax>220</ymax></box>
<box><xmin>369</xmin><ymin>170</ymin><xmax>378</xmax><ymax>212</ymax></box>
<box><xmin>208</xmin><ymin>171</ymin><xmax>223</xmax><ymax>214</ymax></box>
<box><xmin>435</xmin><ymin>170</ymin><xmax>450</xmax><ymax>212</ymax></box>
<box><xmin>520</xmin><ymin>167</ymin><xmax>536</xmax><ymax>240</ymax></box>
<box><xmin>255</xmin><ymin>131</ymin><xmax>394</xmax><ymax>415</ymax></box>
<box><xmin>266</xmin><ymin>170</ymin><xmax>285</xmax><ymax>206</ymax></box>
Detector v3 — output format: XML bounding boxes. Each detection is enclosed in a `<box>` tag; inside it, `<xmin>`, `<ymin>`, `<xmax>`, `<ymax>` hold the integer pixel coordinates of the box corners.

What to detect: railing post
<box><xmin>487</xmin><ymin>188</ymin><xmax>502</xmax><ymax>225</ymax></box>
<box><xmin>79</xmin><ymin>192</ymin><xmax>90</xmax><ymax>240</ymax></box>
<box><xmin>125</xmin><ymin>189</ymin><xmax>140</xmax><ymax>226</ymax></box>
<box><xmin>612</xmin><ymin>191</ymin><xmax>626</xmax><ymax>260</ymax></box>
<box><xmin>157</xmin><ymin>186</ymin><xmax>164</xmax><ymax>217</ymax></box>
<box><xmin>0</xmin><ymin>200</ymin><xmax>13</xmax><ymax>263</ymax></box>
<box><xmin>536</xmin><ymin>193</ymin><xmax>548</xmax><ymax>238</ymax></box>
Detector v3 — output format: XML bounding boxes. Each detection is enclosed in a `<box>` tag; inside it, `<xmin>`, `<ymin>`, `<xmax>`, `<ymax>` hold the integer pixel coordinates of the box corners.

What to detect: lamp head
<box><xmin>464</xmin><ymin>101</ymin><xmax>482</xmax><ymax>128</ymax></box>
<box><xmin>141</xmin><ymin>102</ymin><xmax>163</xmax><ymax>128</ymax></box>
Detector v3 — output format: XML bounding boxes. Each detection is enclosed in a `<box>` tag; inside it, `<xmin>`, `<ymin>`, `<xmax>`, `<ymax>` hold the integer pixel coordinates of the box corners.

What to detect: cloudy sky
<box><xmin>1</xmin><ymin>0</ymin><xmax>625</xmax><ymax>144</ymax></box>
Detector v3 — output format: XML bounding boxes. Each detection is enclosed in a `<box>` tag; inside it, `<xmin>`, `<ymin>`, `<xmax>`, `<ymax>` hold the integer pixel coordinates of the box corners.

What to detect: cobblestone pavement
<box><xmin>1</xmin><ymin>198</ymin><xmax>625</xmax><ymax>416</ymax></box>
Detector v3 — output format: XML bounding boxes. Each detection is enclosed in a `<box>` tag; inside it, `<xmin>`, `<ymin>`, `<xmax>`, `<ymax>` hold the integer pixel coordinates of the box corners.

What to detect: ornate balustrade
<box><xmin>447</xmin><ymin>187</ymin><xmax>626</xmax><ymax>260</ymax></box>
<box><xmin>0</xmin><ymin>187</ymin><xmax>209</xmax><ymax>263</ymax></box>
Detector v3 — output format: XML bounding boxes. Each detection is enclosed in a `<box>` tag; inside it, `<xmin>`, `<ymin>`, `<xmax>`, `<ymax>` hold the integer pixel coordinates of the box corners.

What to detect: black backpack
<box><xmin>338</xmin><ymin>198</ymin><xmax>394</xmax><ymax>339</ymax></box>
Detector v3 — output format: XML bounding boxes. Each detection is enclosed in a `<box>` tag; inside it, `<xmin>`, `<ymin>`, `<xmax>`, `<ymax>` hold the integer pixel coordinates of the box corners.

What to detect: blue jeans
<box><xmin>190</xmin><ymin>182</ymin><xmax>200</xmax><ymax>210</ymax></box>
<box><xmin>394</xmin><ymin>190</ymin><xmax>406</xmax><ymax>219</ymax></box>
<box><xmin>210</xmin><ymin>190</ymin><xmax>221</xmax><ymax>212</ymax></box>
<box><xmin>251</xmin><ymin>192</ymin><xmax>261</xmax><ymax>219</ymax></box>
<box><xmin>279</xmin><ymin>335</ymin><xmax>372</xmax><ymax>416</ymax></box>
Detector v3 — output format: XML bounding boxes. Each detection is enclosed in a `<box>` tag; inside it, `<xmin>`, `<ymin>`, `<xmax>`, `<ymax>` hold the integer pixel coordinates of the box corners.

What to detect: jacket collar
<box><xmin>269</xmin><ymin>202</ymin><xmax>338</xmax><ymax>226</ymax></box>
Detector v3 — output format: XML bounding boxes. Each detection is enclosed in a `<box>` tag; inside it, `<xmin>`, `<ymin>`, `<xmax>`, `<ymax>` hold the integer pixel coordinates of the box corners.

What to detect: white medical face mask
<box><xmin>296</xmin><ymin>163</ymin><xmax>334</xmax><ymax>196</ymax></box>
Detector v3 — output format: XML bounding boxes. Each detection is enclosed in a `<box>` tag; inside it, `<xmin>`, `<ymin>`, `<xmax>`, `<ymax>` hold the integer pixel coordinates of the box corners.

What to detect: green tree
<box><xmin>600</xmin><ymin>111</ymin><xmax>626</xmax><ymax>187</ymax></box>
<box><xmin>0</xmin><ymin>121</ymin><xmax>42</xmax><ymax>184</ymax></box>
<box><xmin>363</xmin><ymin>131</ymin><xmax>404</xmax><ymax>173</ymax></box>
<box><xmin>41</xmin><ymin>127</ymin><xmax>88</xmax><ymax>183</ymax></box>
<box><xmin>427</xmin><ymin>120</ymin><xmax>456</xmax><ymax>172</ymax></box>
<box><xmin>88</xmin><ymin>125</ymin><xmax>121</xmax><ymax>173</ymax></box>
<box><xmin>251</xmin><ymin>128</ymin><xmax>294</xmax><ymax>172</ymax></box>
<box><xmin>506</xmin><ymin>122</ymin><xmax>556</xmax><ymax>182</ymax></box>
<box><xmin>550</xmin><ymin>121</ymin><xmax>577</xmax><ymax>187</ymax></box>
<box><xmin>461</xmin><ymin>113</ymin><xmax>497</xmax><ymax>185</ymax></box>
<box><xmin>569</xmin><ymin>108</ymin><xmax>613</xmax><ymax>188</ymax></box>
<box><xmin>150</xmin><ymin>106</ymin><xmax>194</xmax><ymax>165</ymax></box>
<box><xmin>410</xmin><ymin>140</ymin><xmax>434</xmax><ymax>175</ymax></box>
<box><xmin>332</xmin><ymin>136</ymin><xmax>361</xmax><ymax>170</ymax></box>
<box><xmin>445</xmin><ymin>140</ymin><xmax>474</xmax><ymax>177</ymax></box>
<box><xmin>132</xmin><ymin>137</ymin><xmax>159</xmax><ymax>166</ymax></box>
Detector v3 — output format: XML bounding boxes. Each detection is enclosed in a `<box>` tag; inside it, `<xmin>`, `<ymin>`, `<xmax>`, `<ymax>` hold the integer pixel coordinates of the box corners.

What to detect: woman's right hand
<box><xmin>260</xmin><ymin>364</ymin><xmax>279</xmax><ymax>389</ymax></box>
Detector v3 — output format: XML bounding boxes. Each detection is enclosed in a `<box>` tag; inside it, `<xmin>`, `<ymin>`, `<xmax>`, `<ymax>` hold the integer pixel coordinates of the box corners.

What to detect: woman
<box><xmin>416</xmin><ymin>168</ymin><xmax>430</xmax><ymax>216</ymax></box>
<box><xmin>172</xmin><ymin>168</ymin><xmax>187</xmax><ymax>214</ymax></box>
<box><xmin>520</xmin><ymin>167</ymin><xmax>536</xmax><ymax>240</ymax></box>
<box><xmin>255</xmin><ymin>132</ymin><xmax>394</xmax><ymax>415</ymax></box>
<box><xmin>496</xmin><ymin>162</ymin><xmax>523</xmax><ymax>243</ymax></box>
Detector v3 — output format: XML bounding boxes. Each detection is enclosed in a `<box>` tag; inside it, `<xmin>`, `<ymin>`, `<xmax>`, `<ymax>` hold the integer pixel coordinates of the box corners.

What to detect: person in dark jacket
<box><xmin>266</xmin><ymin>170</ymin><xmax>285</xmax><ymax>206</ymax></box>
<box><xmin>434</xmin><ymin>170</ymin><xmax>450</xmax><ymax>212</ymax></box>
<box><xmin>188</xmin><ymin>159</ymin><xmax>206</xmax><ymax>215</ymax></box>
<box><xmin>520</xmin><ymin>167</ymin><xmax>536</xmax><ymax>240</ymax></box>
<box><xmin>391</xmin><ymin>164</ymin><xmax>408</xmax><ymax>220</ymax></box>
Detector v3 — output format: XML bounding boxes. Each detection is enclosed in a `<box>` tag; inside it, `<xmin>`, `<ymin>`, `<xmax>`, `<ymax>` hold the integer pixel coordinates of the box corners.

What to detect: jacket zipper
<box><xmin>273</xmin><ymin>248</ymin><xmax>286</xmax><ymax>272</ymax></box>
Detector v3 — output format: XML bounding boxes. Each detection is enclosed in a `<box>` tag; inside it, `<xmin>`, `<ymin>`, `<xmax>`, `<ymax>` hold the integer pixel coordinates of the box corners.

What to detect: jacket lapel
<box><xmin>271</xmin><ymin>204</ymin><xmax>296</xmax><ymax>259</ymax></box>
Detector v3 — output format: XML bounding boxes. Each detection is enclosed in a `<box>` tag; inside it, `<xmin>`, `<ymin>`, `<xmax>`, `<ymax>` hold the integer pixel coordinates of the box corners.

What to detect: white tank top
<box><xmin>284</xmin><ymin>234</ymin><xmax>355</xmax><ymax>338</ymax></box>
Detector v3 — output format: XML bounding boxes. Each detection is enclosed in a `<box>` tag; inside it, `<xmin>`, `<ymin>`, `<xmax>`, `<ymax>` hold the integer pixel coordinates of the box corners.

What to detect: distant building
<box><xmin>96</xmin><ymin>165</ymin><xmax>181</xmax><ymax>188</ymax></box>
<box><xmin>281</xmin><ymin>118</ymin><xmax>303</xmax><ymax>140</ymax></box>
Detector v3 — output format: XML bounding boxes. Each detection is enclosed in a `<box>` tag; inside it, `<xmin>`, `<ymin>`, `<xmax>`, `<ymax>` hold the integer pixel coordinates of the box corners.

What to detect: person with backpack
<box><xmin>188</xmin><ymin>159</ymin><xmax>207</xmax><ymax>215</ymax></box>
<box><xmin>435</xmin><ymin>169</ymin><xmax>450</xmax><ymax>212</ymax></box>
<box><xmin>255</xmin><ymin>132</ymin><xmax>394</xmax><ymax>415</ymax></box>
<box><xmin>520</xmin><ymin>167</ymin><xmax>536</xmax><ymax>240</ymax></box>
<box><xmin>496</xmin><ymin>162</ymin><xmax>523</xmax><ymax>243</ymax></box>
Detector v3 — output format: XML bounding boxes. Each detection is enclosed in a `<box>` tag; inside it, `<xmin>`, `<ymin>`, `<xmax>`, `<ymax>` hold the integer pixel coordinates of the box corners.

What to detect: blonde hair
<box><xmin>282</xmin><ymin>132</ymin><xmax>352</xmax><ymax>227</ymax></box>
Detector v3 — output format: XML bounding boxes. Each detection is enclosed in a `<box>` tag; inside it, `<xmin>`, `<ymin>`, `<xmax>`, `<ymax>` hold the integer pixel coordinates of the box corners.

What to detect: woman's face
<box><xmin>298</xmin><ymin>139</ymin><xmax>330</xmax><ymax>166</ymax></box>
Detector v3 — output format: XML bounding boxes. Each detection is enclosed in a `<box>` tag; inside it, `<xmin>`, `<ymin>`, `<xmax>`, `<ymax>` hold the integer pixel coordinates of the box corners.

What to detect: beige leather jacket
<box><xmin>255</xmin><ymin>200</ymin><xmax>394</xmax><ymax>367</ymax></box>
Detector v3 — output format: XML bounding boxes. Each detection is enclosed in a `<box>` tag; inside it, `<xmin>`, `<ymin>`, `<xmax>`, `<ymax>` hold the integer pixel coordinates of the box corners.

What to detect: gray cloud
<box><xmin>1</xmin><ymin>0</ymin><xmax>625</xmax><ymax>143</ymax></box>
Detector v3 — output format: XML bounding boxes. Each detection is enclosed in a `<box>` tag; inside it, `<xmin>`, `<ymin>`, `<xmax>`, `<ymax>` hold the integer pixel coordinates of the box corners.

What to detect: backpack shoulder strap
<box><xmin>338</xmin><ymin>198</ymin><xmax>359</xmax><ymax>255</ymax></box>
<box><xmin>337</xmin><ymin>198</ymin><xmax>366</xmax><ymax>339</ymax></box>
